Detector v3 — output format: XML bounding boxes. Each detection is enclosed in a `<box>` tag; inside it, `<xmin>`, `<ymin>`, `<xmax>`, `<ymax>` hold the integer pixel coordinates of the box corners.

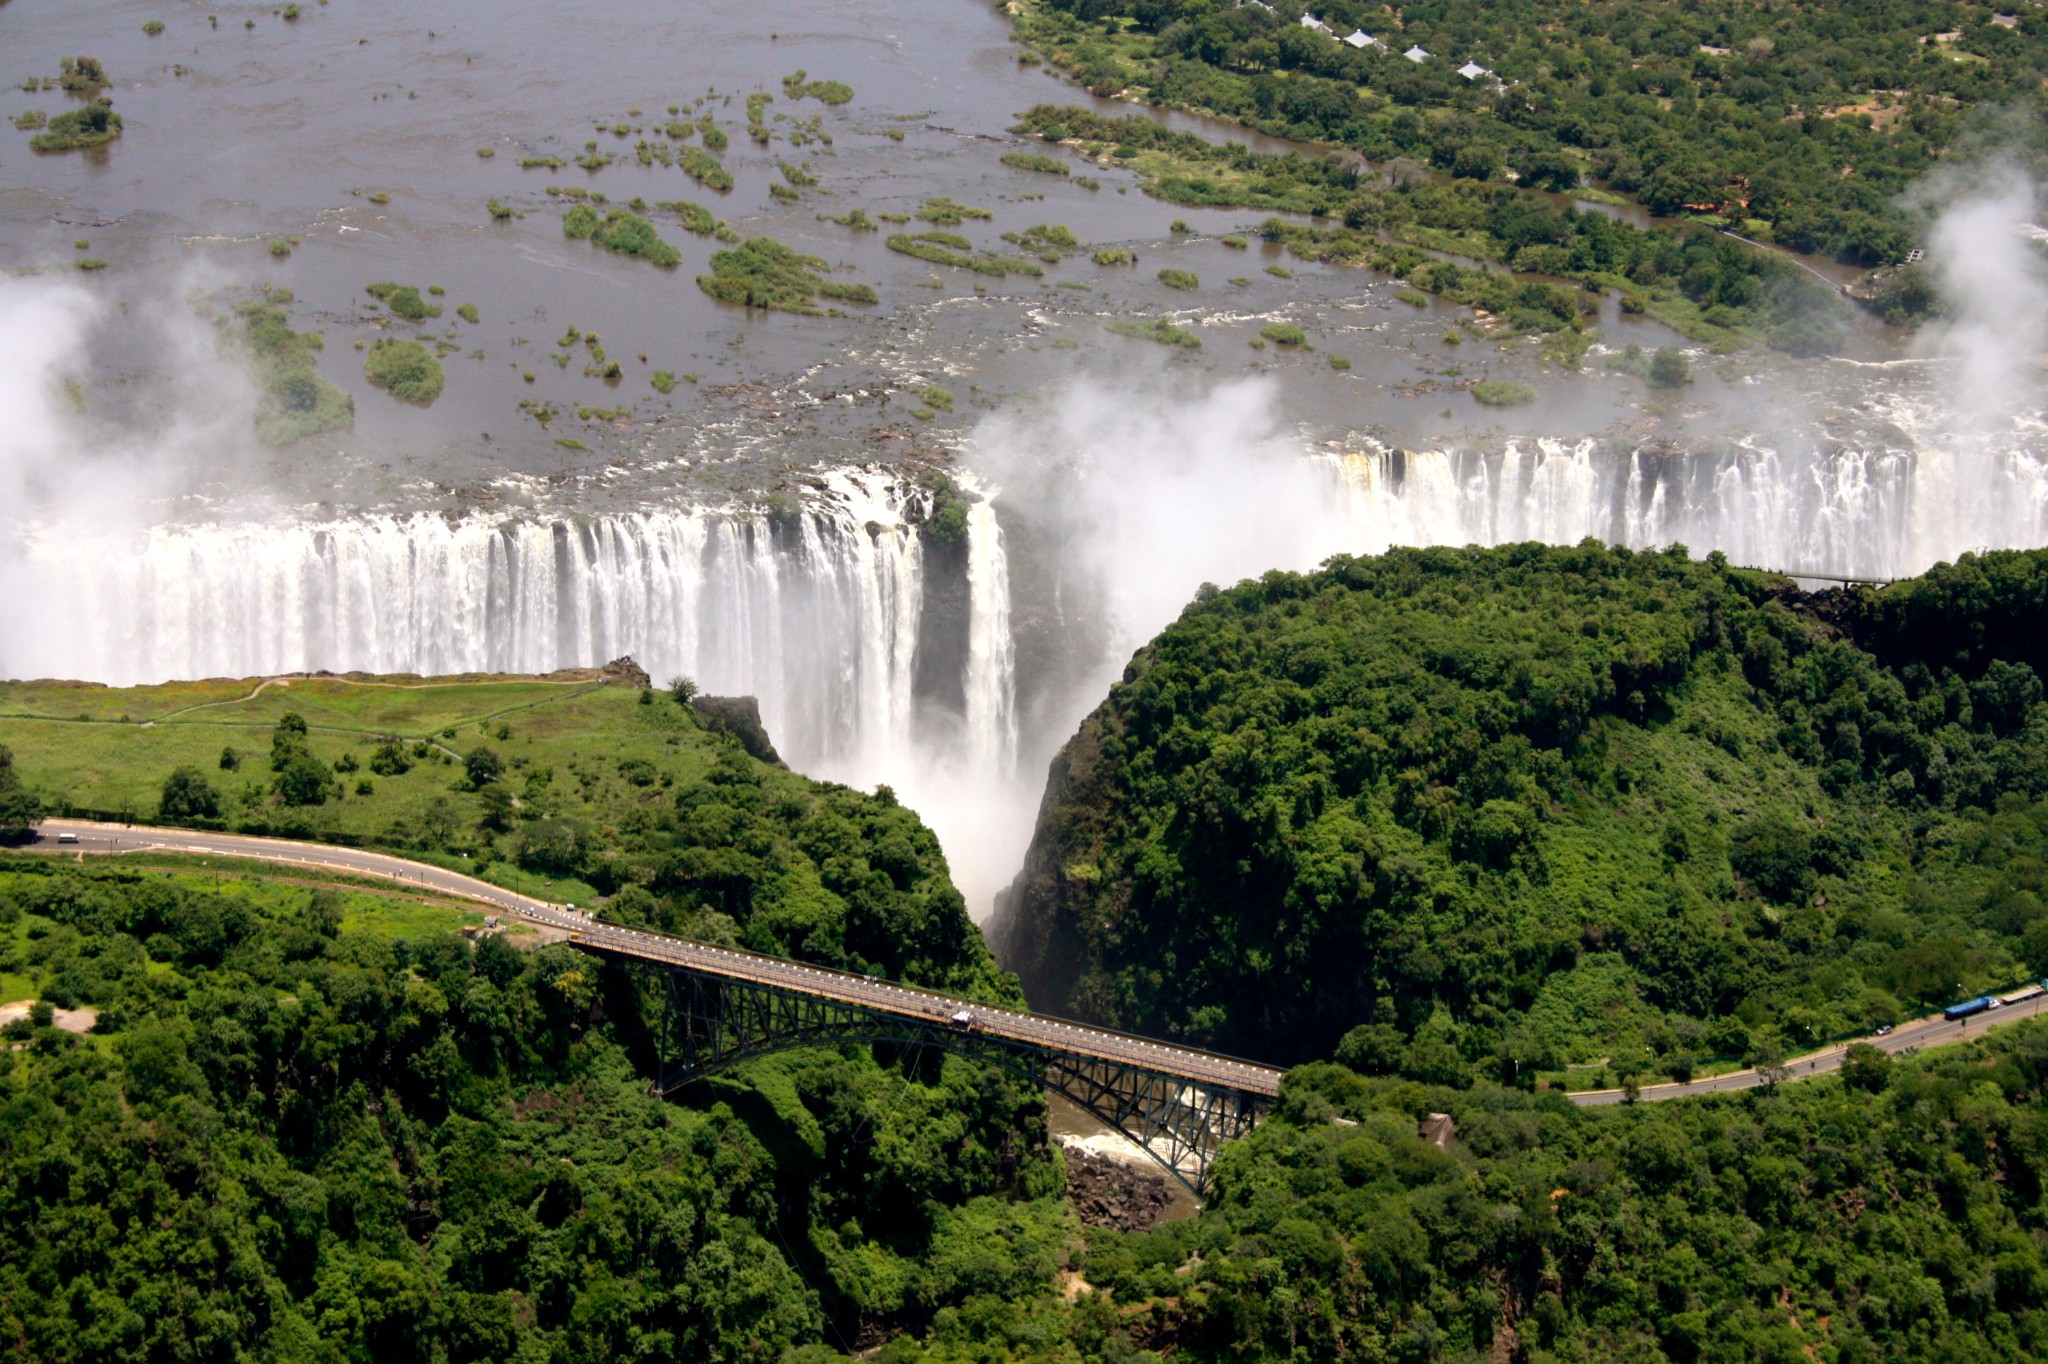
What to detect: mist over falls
<box><xmin>10</xmin><ymin>377</ymin><xmax>2048</xmax><ymax>912</ymax></box>
<box><xmin>4</xmin><ymin>161</ymin><xmax>2047</xmax><ymax>917</ymax></box>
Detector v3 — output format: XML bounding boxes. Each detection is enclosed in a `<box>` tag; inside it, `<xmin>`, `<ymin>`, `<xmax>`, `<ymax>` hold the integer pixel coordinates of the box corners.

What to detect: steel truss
<box><xmin>637</xmin><ymin>962</ymin><xmax>1269</xmax><ymax>1197</ymax></box>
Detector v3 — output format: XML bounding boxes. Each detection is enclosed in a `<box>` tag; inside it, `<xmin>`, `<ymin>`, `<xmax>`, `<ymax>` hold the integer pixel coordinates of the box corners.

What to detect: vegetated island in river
<box><xmin>1007</xmin><ymin>0</ymin><xmax>2015</xmax><ymax>293</ymax></box>
<box><xmin>1010</xmin><ymin>104</ymin><xmax>1864</xmax><ymax>355</ymax></box>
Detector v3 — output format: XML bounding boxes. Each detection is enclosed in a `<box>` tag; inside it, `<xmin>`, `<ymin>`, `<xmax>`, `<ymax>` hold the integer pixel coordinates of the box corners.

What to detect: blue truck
<box><xmin>1944</xmin><ymin>996</ymin><xmax>2001</xmax><ymax>1021</ymax></box>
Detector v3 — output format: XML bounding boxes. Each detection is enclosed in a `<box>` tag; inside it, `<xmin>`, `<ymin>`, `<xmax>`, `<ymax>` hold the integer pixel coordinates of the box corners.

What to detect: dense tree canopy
<box><xmin>1017</xmin><ymin>0</ymin><xmax>2048</xmax><ymax>266</ymax></box>
<box><xmin>992</xmin><ymin>544</ymin><xmax>2048</xmax><ymax>1082</ymax></box>
<box><xmin>0</xmin><ymin>848</ymin><xmax>1054</xmax><ymax>1360</ymax></box>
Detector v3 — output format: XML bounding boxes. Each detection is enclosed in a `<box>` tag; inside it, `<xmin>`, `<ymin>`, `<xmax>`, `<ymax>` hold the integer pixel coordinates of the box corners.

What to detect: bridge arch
<box><xmin>633</xmin><ymin>961</ymin><xmax>1271</xmax><ymax>1197</ymax></box>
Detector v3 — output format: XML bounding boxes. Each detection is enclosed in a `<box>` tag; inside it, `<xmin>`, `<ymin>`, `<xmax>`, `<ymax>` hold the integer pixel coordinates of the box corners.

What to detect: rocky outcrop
<box><xmin>984</xmin><ymin>707</ymin><xmax>1116</xmax><ymax>1023</ymax></box>
<box><xmin>1062</xmin><ymin>1143</ymin><xmax>1174</xmax><ymax>1232</ymax></box>
<box><xmin>690</xmin><ymin>695</ymin><xmax>785</xmax><ymax>767</ymax></box>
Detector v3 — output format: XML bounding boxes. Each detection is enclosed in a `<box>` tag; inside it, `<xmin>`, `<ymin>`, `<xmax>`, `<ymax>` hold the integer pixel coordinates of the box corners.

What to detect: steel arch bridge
<box><xmin>575</xmin><ymin>942</ymin><xmax>1281</xmax><ymax>1198</ymax></box>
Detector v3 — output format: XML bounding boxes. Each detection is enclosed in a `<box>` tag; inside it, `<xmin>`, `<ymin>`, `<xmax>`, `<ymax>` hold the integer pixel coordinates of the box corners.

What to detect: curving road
<box><xmin>27</xmin><ymin>820</ymin><xmax>1287</xmax><ymax>1098</ymax></box>
<box><xmin>26</xmin><ymin>820</ymin><xmax>2046</xmax><ymax>1107</ymax></box>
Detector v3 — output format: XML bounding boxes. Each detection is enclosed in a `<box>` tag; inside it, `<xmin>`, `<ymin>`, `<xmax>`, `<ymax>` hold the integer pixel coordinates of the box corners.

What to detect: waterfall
<box><xmin>960</xmin><ymin>475</ymin><xmax>1018</xmax><ymax>778</ymax></box>
<box><xmin>7</xmin><ymin>469</ymin><xmax>1013</xmax><ymax>785</ymax></box>
<box><xmin>1320</xmin><ymin>432</ymin><xmax>2048</xmax><ymax>580</ymax></box>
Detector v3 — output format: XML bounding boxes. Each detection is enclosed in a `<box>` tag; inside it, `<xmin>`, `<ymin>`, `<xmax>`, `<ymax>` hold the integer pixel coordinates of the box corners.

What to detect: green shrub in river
<box><xmin>226</xmin><ymin>299</ymin><xmax>354</xmax><ymax>447</ymax></box>
<box><xmin>886</xmin><ymin>233</ymin><xmax>1042</xmax><ymax>278</ymax></box>
<box><xmin>29</xmin><ymin>103</ymin><xmax>121</xmax><ymax>153</ymax></box>
<box><xmin>363</xmin><ymin>337</ymin><xmax>444</xmax><ymax>405</ymax></box>
<box><xmin>1259</xmin><ymin>323</ymin><xmax>1307</xmax><ymax>347</ymax></box>
<box><xmin>563</xmin><ymin>206</ymin><xmax>681</xmax><ymax>267</ymax></box>
<box><xmin>1157</xmin><ymin>267</ymin><xmax>1198</xmax><ymax>291</ymax></box>
<box><xmin>781</xmin><ymin>68</ymin><xmax>854</xmax><ymax>105</ymax></box>
<box><xmin>654</xmin><ymin>199</ymin><xmax>718</xmax><ymax>234</ymax></box>
<box><xmin>1000</xmin><ymin>151</ymin><xmax>1069</xmax><ymax>176</ymax></box>
<box><xmin>678</xmin><ymin>145</ymin><xmax>732</xmax><ymax>191</ymax></box>
<box><xmin>1104</xmin><ymin>317</ymin><xmax>1200</xmax><ymax>348</ymax></box>
<box><xmin>363</xmin><ymin>282</ymin><xmax>439</xmax><ymax>321</ymax></box>
<box><xmin>696</xmin><ymin>235</ymin><xmax>877</xmax><ymax>314</ymax></box>
<box><xmin>916</xmin><ymin>197</ymin><xmax>991</xmax><ymax>226</ymax></box>
<box><xmin>1471</xmin><ymin>378</ymin><xmax>1537</xmax><ymax>406</ymax></box>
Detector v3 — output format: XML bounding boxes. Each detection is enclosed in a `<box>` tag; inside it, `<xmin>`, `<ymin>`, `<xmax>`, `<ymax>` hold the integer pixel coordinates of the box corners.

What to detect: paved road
<box><xmin>28</xmin><ymin>820</ymin><xmax>1286</xmax><ymax>1098</ymax></box>
<box><xmin>1570</xmin><ymin>988</ymin><xmax>2048</xmax><ymax>1105</ymax></box>
<box><xmin>30</xmin><ymin>819</ymin><xmax>2042</xmax><ymax>1107</ymax></box>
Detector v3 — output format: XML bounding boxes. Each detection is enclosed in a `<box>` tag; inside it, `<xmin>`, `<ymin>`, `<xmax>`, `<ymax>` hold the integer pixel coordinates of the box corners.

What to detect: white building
<box><xmin>1300</xmin><ymin>13</ymin><xmax>1330</xmax><ymax>31</ymax></box>
<box><xmin>1458</xmin><ymin>60</ymin><xmax>1489</xmax><ymax>79</ymax></box>
<box><xmin>1344</xmin><ymin>30</ymin><xmax>1381</xmax><ymax>49</ymax></box>
<box><xmin>1404</xmin><ymin>44</ymin><xmax>1430</xmax><ymax>62</ymax></box>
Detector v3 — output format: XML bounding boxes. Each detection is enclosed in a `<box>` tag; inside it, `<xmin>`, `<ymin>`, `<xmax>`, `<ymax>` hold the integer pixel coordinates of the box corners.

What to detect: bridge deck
<box><xmin>569</xmin><ymin>923</ymin><xmax>1285</xmax><ymax>1096</ymax></box>
<box><xmin>34</xmin><ymin>820</ymin><xmax>1284</xmax><ymax>1098</ymax></box>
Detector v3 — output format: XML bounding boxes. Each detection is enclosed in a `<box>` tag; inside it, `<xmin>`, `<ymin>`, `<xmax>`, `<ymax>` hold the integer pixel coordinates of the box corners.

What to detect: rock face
<box><xmin>690</xmin><ymin>695</ymin><xmax>785</xmax><ymax>767</ymax></box>
<box><xmin>1062</xmin><ymin>1142</ymin><xmax>1174</xmax><ymax>1232</ymax></box>
<box><xmin>984</xmin><ymin>711</ymin><xmax>1113</xmax><ymax>1023</ymax></box>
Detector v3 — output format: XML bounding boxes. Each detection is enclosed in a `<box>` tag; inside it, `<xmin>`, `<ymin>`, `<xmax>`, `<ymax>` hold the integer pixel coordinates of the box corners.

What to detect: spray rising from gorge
<box><xmin>2</xmin><ymin>171</ymin><xmax>2045</xmax><ymax>913</ymax></box>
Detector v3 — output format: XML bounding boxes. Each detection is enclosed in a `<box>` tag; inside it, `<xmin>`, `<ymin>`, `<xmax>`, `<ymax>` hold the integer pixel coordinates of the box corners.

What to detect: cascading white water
<box><xmin>1320</xmin><ymin>429</ymin><xmax>2048</xmax><ymax>579</ymax></box>
<box><xmin>960</xmin><ymin>475</ymin><xmax>1018</xmax><ymax>779</ymax></box>
<box><xmin>9</xmin><ymin>469</ymin><xmax>1003</xmax><ymax>785</ymax></box>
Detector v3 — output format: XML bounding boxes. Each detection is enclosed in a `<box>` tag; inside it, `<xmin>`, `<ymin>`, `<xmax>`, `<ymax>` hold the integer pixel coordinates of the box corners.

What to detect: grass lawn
<box><xmin>0</xmin><ymin>674</ymin><xmax>701</xmax><ymax>846</ymax></box>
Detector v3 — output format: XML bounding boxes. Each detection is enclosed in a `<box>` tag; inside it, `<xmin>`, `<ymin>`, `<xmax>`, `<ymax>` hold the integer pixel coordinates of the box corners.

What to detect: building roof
<box><xmin>1403</xmin><ymin>44</ymin><xmax>1430</xmax><ymax>61</ymax></box>
<box><xmin>1344</xmin><ymin>30</ymin><xmax>1380</xmax><ymax>47</ymax></box>
<box><xmin>1299</xmin><ymin>13</ymin><xmax>1329</xmax><ymax>29</ymax></box>
<box><xmin>1458</xmin><ymin>60</ymin><xmax>1489</xmax><ymax>79</ymax></box>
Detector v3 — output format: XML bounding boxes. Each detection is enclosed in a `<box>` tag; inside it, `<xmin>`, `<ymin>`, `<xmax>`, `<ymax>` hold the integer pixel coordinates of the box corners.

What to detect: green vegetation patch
<box><xmin>1258</xmin><ymin>323</ymin><xmax>1307</xmax><ymax>347</ymax></box>
<box><xmin>999</xmin><ymin>151</ymin><xmax>1069</xmax><ymax>176</ymax></box>
<box><xmin>1008</xmin><ymin>0</ymin><xmax>1979</xmax><ymax>276</ymax></box>
<box><xmin>915</xmin><ymin>197</ymin><xmax>992</xmax><ymax>226</ymax></box>
<box><xmin>362</xmin><ymin>337</ymin><xmax>444</xmax><ymax>405</ymax></box>
<box><xmin>695</xmin><ymin>236</ymin><xmax>877</xmax><ymax>315</ymax></box>
<box><xmin>562</xmin><ymin>206</ymin><xmax>681</xmax><ymax>267</ymax></box>
<box><xmin>363</xmin><ymin>282</ymin><xmax>440</xmax><ymax>322</ymax></box>
<box><xmin>1104</xmin><ymin>317</ymin><xmax>1200</xmax><ymax>348</ymax></box>
<box><xmin>653</xmin><ymin>199</ymin><xmax>718</xmax><ymax>235</ymax></box>
<box><xmin>224</xmin><ymin>299</ymin><xmax>354</xmax><ymax>448</ymax></box>
<box><xmin>56</xmin><ymin>56</ymin><xmax>108</xmax><ymax>96</ymax></box>
<box><xmin>886</xmin><ymin>233</ymin><xmax>1042</xmax><ymax>278</ymax></box>
<box><xmin>677</xmin><ymin>145</ymin><xmax>733</xmax><ymax>192</ymax></box>
<box><xmin>1157</xmin><ymin>267</ymin><xmax>1198</xmax><ymax>291</ymax></box>
<box><xmin>30</xmin><ymin>103</ymin><xmax>121</xmax><ymax>153</ymax></box>
<box><xmin>781</xmin><ymin>68</ymin><xmax>854</xmax><ymax>105</ymax></box>
<box><xmin>1019</xmin><ymin>103</ymin><xmax>1849</xmax><ymax>352</ymax></box>
<box><xmin>1471</xmin><ymin>378</ymin><xmax>1537</xmax><ymax>406</ymax></box>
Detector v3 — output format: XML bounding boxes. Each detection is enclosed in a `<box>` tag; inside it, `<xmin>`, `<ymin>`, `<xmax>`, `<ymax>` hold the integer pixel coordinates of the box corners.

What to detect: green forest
<box><xmin>5</xmin><ymin>544</ymin><xmax>2048</xmax><ymax>1360</ymax></box>
<box><xmin>1014</xmin><ymin>0</ymin><xmax>2048</xmax><ymax>264</ymax></box>
<box><xmin>1011</xmin><ymin>103</ymin><xmax>1848</xmax><ymax>351</ymax></box>
<box><xmin>992</xmin><ymin>544</ymin><xmax>2048</xmax><ymax>1086</ymax></box>
<box><xmin>3</xmin><ymin>842</ymin><xmax>2046</xmax><ymax>1362</ymax></box>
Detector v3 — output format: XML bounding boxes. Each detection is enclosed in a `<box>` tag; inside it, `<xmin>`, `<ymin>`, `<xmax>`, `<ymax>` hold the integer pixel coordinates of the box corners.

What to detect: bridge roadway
<box><xmin>28</xmin><ymin>820</ymin><xmax>1285</xmax><ymax>1099</ymax></box>
<box><xmin>29</xmin><ymin>819</ymin><xmax>2048</xmax><ymax>1107</ymax></box>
